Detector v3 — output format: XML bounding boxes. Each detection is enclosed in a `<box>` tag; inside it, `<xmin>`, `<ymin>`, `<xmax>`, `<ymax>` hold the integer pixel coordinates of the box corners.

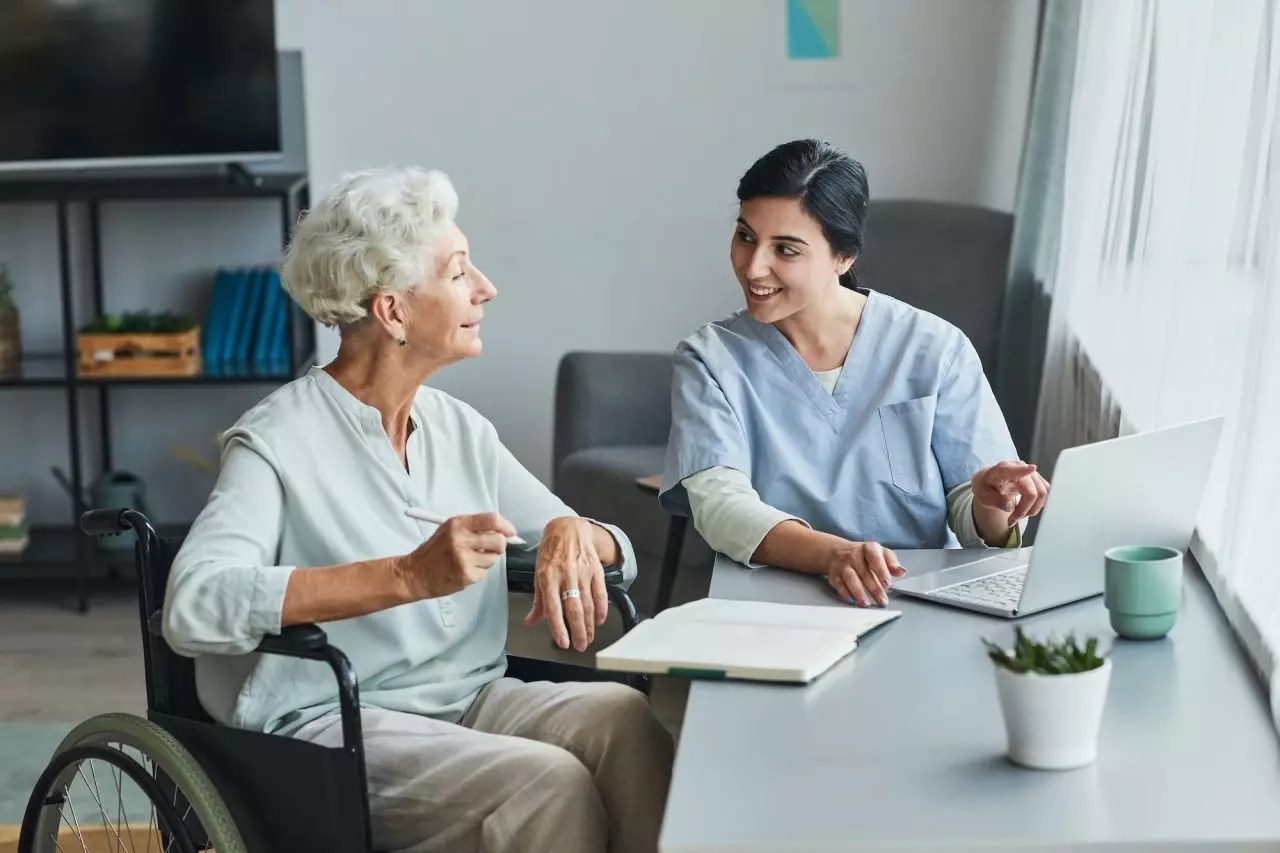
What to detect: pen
<box><xmin>404</xmin><ymin>507</ymin><xmax>528</xmax><ymax>547</ymax></box>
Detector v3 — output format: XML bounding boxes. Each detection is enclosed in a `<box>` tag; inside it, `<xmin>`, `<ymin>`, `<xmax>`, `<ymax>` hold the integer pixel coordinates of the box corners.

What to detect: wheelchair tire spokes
<box><xmin>48</xmin><ymin>752</ymin><xmax>212</xmax><ymax>853</ymax></box>
<box><xmin>19</xmin><ymin>714</ymin><xmax>242</xmax><ymax>853</ymax></box>
<box><xmin>56</xmin><ymin>781</ymin><xmax>87</xmax><ymax>851</ymax></box>
<box><xmin>77</xmin><ymin>759</ymin><xmax>130</xmax><ymax>850</ymax></box>
<box><xmin>24</xmin><ymin>745</ymin><xmax>195</xmax><ymax>853</ymax></box>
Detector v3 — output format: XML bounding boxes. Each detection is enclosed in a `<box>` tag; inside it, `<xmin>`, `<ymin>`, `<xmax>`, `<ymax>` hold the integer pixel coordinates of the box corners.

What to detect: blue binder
<box><xmin>253</xmin><ymin>269</ymin><xmax>285</xmax><ymax>374</ymax></box>
<box><xmin>266</xmin><ymin>270</ymin><xmax>291</xmax><ymax>375</ymax></box>
<box><xmin>202</xmin><ymin>268</ymin><xmax>234</xmax><ymax>374</ymax></box>
<box><xmin>219</xmin><ymin>270</ymin><xmax>252</xmax><ymax>373</ymax></box>
<box><xmin>233</xmin><ymin>269</ymin><xmax>268</xmax><ymax>375</ymax></box>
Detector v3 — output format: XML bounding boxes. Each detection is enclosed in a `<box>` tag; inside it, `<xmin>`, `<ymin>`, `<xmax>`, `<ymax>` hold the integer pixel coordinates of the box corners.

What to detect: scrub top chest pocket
<box><xmin>877</xmin><ymin>394</ymin><xmax>938</xmax><ymax>495</ymax></box>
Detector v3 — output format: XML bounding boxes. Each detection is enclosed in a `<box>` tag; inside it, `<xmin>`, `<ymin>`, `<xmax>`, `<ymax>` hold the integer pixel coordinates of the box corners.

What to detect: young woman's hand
<box><xmin>971</xmin><ymin>461</ymin><xmax>1050</xmax><ymax>525</ymax></box>
<box><xmin>823</xmin><ymin>540</ymin><xmax>906</xmax><ymax>606</ymax></box>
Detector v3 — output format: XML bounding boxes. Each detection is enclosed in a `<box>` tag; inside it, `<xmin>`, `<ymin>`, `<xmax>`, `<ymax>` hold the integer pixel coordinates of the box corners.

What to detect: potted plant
<box><xmin>77</xmin><ymin>309</ymin><xmax>201</xmax><ymax>377</ymax></box>
<box><xmin>0</xmin><ymin>263</ymin><xmax>19</xmax><ymax>375</ymax></box>
<box><xmin>983</xmin><ymin>627</ymin><xmax>1111</xmax><ymax>770</ymax></box>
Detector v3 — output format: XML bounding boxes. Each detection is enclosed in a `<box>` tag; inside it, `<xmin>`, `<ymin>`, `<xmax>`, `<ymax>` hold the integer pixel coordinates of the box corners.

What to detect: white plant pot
<box><xmin>993</xmin><ymin>658</ymin><xmax>1112</xmax><ymax>770</ymax></box>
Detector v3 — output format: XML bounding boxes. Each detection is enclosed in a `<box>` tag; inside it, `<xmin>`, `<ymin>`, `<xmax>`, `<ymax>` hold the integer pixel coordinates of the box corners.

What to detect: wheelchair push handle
<box><xmin>80</xmin><ymin>508</ymin><xmax>130</xmax><ymax>537</ymax></box>
<box><xmin>79</xmin><ymin>507</ymin><xmax>153</xmax><ymax>539</ymax></box>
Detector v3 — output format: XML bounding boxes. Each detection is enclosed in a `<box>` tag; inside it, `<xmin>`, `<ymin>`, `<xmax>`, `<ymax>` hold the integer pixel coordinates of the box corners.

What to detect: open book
<box><xmin>595</xmin><ymin>598</ymin><xmax>901</xmax><ymax>683</ymax></box>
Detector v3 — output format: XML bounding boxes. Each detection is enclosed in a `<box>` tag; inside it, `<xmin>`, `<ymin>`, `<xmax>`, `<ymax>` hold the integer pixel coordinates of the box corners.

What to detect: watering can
<box><xmin>51</xmin><ymin>466</ymin><xmax>150</xmax><ymax>551</ymax></box>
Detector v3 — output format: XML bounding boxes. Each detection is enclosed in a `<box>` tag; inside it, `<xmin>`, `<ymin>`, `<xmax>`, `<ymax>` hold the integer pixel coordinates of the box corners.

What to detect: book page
<box><xmin>658</xmin><ymin>598</ymin><xmax>900</xmax><ymax>637</ymax></box>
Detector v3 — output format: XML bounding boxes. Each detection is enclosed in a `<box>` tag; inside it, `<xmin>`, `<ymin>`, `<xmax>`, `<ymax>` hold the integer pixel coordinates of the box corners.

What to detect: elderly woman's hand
<box><xmin>399</xmin><ymin>513</ymin><xmax>517</xmax><ymax>600</ymax></box>
<box><xmin>524</xmin><ymin>517</ymin><xmax>608</xmax><ymax>652</ymax></box>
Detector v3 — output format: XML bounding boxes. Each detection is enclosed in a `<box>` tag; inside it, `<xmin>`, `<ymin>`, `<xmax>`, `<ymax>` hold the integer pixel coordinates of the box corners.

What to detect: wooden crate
<box><xmin>77</xmin><ymin>327</ymin><xmax>201</xmax><ymax>377</ymax></box>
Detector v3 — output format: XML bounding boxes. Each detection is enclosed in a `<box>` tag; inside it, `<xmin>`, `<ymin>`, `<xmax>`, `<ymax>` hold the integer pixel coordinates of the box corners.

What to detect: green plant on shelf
<box><xmin>0</xmin><ymin>263</ymin><xmax>15</xmax><ymax>312</ymax></box>
<box><xmin>0</xmin><ymin>263</ymin><xmax>20</xmax><ymax>376</ymax></box>
<box><xmin>983</xmin><ymin>626</ymin><xmax>1107</xmax><ymax>675</ymax></box>
<box><xmin>79</xmin><ymin>310</ymin><xmax>196</xmax><ymax>335</ymax></box>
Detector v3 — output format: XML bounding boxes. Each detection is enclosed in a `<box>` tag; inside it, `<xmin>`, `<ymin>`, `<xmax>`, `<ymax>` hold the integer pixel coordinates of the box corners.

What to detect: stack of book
<box><xmin>201</xmin><ymin>266</ymin><xmax>292</xmax><ymax>377</ymax></box>
<box><xmin>0</xmin><ymin>493</ymin><xmax>28</xmax><ymax>555</ymax></box>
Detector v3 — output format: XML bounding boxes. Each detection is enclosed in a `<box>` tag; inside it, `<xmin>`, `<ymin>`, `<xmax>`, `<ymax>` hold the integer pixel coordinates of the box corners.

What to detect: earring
<box><xmin>398</xmin><ymin>338</ymin><xmax>406</xmax><ymax>348</ymax></box>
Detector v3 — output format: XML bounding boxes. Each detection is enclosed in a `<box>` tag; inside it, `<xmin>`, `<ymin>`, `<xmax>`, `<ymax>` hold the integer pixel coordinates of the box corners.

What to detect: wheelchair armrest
<box><xmin>505</xmin><ymin>546</ymin><xmax>539</xmax><ymax>591</ymax></box>
<box><xmin>148</xmin><ymin>609</ymin><xmax>362</xmax><ymax>761</ymax></box>
<box><xmin>254</xmin><ymin>626</ymin><xmax>364</xmax><ymax>770</ymax></box>
<box><xmin>256</xmin><ymin>623</ymin><xmax>329</xmax><ymax>655</ymax></box>
<box><xmin>148</xmin><ymin>611</ymin><xmax>331</xmax><ymax>657</ymax></box>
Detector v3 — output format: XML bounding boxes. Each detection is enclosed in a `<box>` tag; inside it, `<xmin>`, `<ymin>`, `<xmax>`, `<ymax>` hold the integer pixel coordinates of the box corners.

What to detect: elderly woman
<box><xmin>163</xmin><ymin>167</ymin><xmax>674</xmax><ymax>853</ymax></box>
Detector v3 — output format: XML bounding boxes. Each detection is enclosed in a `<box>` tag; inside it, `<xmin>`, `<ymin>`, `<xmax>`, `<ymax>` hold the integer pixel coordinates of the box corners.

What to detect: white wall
<box><xmin>278</xmin><ymin>0</ymin><xmax>1038</xmax><ymax>482</ymax></box>
<box><xmin>0</xmin><ymin>0</ymin><xmax>1037</xmax><ymax>525</ymax></box>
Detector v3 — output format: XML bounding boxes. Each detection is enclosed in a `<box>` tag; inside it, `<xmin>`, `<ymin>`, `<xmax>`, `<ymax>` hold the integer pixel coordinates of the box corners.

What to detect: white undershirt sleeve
<box><xmin>947</xmin><ymin>481</ymin><xmax>1023</xmax><ymax>548</ymax></box>
<box><xmin>682</xmin><ymin>466</ymin><xmax>810</xmax><ymax>568</ymax></box>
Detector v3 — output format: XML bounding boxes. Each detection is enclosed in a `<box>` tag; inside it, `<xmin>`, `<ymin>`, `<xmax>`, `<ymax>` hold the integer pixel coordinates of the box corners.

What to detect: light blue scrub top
<box><xmin>659</xmin><ymin>289</ymin><xmax>1018</xmax><ymax>549</ymax></box>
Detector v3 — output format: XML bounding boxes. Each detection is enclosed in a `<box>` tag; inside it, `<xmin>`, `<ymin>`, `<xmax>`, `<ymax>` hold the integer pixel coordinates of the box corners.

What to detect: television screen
<box><xmin>0</xmin><ymin>0</ymin><xmax>280</xmax><ymax>171</ymax></box>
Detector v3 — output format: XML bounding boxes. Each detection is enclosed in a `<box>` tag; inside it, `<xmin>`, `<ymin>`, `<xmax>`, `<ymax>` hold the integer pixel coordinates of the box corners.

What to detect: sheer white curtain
<box><xmin>1032</xmin><ymin>0</ymin><xmax>1280</xmax><ymax>733</ymax></box>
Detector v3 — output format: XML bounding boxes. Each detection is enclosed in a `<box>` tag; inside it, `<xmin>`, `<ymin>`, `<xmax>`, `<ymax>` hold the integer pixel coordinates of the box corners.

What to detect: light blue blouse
<box><xmin>660</xmin><ymin>289</ymin><xmax>1018</xmax><ymax>550</ymax></box>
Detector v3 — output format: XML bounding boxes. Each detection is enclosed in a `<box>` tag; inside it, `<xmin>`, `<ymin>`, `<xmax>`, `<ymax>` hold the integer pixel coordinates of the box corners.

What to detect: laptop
<box><xmin>890</xmin><ymin>416</ymin><xmax>1224</xmax><ymax>618</ymax></box>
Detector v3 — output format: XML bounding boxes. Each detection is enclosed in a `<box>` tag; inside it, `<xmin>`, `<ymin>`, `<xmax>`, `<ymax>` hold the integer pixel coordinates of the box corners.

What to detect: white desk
<box><xmin>659</xmin><ymin>550</ymin><xmax>1280</xmax><ymax>852</ymax></box>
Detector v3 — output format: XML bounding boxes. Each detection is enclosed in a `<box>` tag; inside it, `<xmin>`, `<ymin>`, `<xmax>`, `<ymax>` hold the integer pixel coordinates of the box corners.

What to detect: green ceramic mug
<box><xmin>1104</xmin><ymin>545</ymin><xmax>1183</xmax><ymax>640</ymax></box>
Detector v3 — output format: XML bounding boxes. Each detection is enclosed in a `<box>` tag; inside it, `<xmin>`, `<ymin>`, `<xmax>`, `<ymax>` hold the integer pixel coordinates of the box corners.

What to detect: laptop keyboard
<box><xmin>931</xmin><ymin>566</ymin><xmax>1028</xmax><ymax>610</ymax></box>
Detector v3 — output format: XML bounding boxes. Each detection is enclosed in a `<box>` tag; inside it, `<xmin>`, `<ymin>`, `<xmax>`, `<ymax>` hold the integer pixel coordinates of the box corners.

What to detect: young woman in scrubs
<box><xmin>659</xmin><ymin>139</ymin><xmax>1049</xmax><ymax>608</ymax></box>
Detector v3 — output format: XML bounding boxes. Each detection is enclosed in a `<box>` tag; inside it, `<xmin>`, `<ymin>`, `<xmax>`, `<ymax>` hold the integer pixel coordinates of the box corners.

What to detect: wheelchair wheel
<box><xmin>19</xmin><ymin>712</ymin><xmax>246</xmax><ymax>853</ymax></box>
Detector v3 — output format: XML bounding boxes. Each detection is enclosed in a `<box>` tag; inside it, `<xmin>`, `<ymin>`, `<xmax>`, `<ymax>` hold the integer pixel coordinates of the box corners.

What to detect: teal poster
<box><xmin>787</xmin><ymin>0</ymin><xmax>840</xmax><ymax>60</ymax></box>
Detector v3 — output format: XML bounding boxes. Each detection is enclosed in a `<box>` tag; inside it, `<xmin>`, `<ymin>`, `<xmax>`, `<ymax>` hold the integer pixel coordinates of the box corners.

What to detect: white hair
<box><xmin>281</xmin><ymin>166</ymin><xmax>459</xmax><ymax>327</ymax></box>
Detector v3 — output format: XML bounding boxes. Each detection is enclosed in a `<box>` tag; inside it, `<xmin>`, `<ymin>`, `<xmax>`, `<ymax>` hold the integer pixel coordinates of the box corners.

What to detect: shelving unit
<box><xmin>0</xmin><ymin>169</ymin><xmax>314</xmax><ymax>611</ymax></box>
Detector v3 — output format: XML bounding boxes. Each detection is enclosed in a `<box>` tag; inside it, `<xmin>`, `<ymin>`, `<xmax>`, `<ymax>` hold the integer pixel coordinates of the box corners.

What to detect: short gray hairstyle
<box><xmin>281</xmin><ymin>166</ymin><xmax>460</xmax><ymax>327</ymax></box>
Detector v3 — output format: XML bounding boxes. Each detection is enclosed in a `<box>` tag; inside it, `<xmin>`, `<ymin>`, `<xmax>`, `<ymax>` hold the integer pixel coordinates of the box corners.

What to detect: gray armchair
<box><xmin>552</xmin><ymin>352</ymin><xmax>673</xmax><ymax>486</ymax></box>
<box><xmin>857</xmin><ymin>200</ymin><xmax>1013</xmax><ymax>380</ymax></box>
<box><xmin>553</xmin><ymin>352</ymin><xmax>710</xmax><ymax>616</ymax></box>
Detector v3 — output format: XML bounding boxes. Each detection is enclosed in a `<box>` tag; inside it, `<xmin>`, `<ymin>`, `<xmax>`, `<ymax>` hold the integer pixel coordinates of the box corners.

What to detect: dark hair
<box><xmin>736</xmin><ymin>139</ymin><xmax>870</xmax><ymax>289</ymax></box>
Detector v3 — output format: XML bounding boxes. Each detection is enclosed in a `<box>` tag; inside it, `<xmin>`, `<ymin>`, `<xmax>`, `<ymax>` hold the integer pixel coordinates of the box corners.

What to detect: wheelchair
<box><xmin>18</xmin><ymin>508</ymin><xmax>647</xmax><ymax>853</ymax></box>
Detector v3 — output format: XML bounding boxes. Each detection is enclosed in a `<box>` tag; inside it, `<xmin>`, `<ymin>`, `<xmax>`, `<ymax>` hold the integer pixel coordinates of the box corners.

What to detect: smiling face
<box><xmin>369</xmin><ymin>222</ymin><xmax>497</xmax><ymax>366</ymax></box>
<box><xmin>730</xmin><ymin>196</ymin><xmax>853</xmax><ymax>324</ymax></box>
<box><xmin>413</xmin><ymin>223</ymin><xmax>497</xmax><ymax>362</ymax></box>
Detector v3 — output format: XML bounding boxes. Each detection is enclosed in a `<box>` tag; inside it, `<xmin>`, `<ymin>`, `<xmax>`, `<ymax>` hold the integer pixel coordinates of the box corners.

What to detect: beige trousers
<box><xmin>294</xmin><ymin>678</ymin><xmax>675</xmax><ymax>853</ymax></box>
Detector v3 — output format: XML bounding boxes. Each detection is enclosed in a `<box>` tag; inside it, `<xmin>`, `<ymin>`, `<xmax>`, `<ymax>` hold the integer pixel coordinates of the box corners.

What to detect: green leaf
<box><xmin>0</xmin><ymin>264</ymin><xmax>14</xmax><ymax>307</ymax></box>
<box><xmin>79</xmin><ymin>309</ymin><xmax>195</xmax><ymax>335</ymax></box>
<box><xmin>982</xmin><ymin>626</ymin><xmax>1106</xmax><ymax>675</ymax></box>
